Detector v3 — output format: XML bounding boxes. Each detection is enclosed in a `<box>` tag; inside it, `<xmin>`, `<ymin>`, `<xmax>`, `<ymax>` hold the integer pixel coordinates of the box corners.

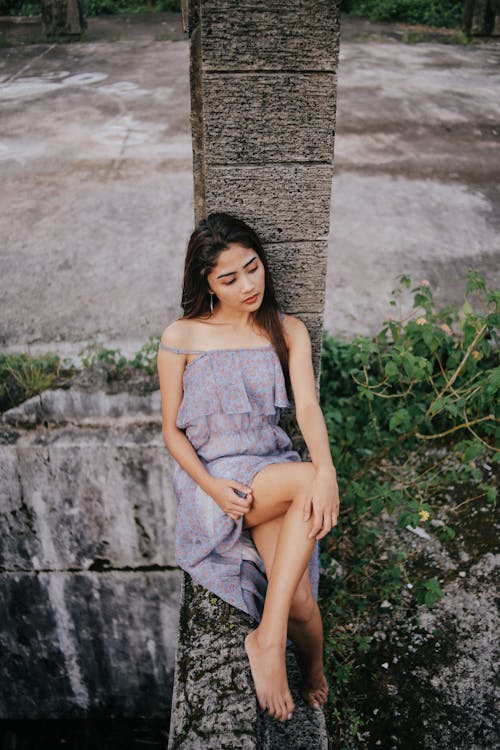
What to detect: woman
<box><xmin>157</xmin><ymin>212</ymin><xmax>340</xmax><ymax>724</ymax></box>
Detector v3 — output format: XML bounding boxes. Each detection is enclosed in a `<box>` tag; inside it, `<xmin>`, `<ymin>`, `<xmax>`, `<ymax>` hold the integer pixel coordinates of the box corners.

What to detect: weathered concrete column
<box><xmin>168</xmin><ymin>2</ymin><xmax>340</xmax><ymax>747</ymax></box>
<box><xmin>188</xmin><ymin>0</ymin><xmax>339</xmax><ymax>377</ymax></box>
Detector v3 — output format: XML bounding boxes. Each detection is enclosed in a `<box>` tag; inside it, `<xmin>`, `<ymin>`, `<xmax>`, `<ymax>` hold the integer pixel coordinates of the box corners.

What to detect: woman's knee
<box><xmin>290</xmin><ymin>461</ymin><xmax>314</xmax><ymax>500</ymax></box>
<box><xmin>289</xmin><ymin>581</ymin><xmax>315</xmax><ymax>623</ymax></box>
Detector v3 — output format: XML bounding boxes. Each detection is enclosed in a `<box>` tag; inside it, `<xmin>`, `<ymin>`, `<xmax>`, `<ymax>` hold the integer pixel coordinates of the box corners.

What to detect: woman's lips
<box><xmin>243</xmin><ymin>293</ymin><xmax>259</xmax><ymax>304</ymax></box>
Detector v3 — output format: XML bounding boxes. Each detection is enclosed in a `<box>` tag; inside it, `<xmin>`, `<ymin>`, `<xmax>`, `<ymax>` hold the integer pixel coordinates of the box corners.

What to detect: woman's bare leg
<box><xmin>287</xmin><ymin>584</ymin><xmax>329</xmax><ymax>709</ymax></box>
<box><xmin>250</xmin><ymin>514</ymin><xmax>328</xmax><ymax>710</ymax></box>
<box><xmin>242</xmin><ymin>462</ymin><xmax>324</xmax><ymax>721</ymax></box>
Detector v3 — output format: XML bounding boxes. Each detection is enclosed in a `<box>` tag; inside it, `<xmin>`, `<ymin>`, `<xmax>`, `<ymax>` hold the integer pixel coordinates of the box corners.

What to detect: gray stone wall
<box><xmin>168</xmin><ymin>1</ymin><xmax>340</xmax><ymax>746</ymax></box>
<box><xmin>0</xmin><ymin>378</ymin><xmax>182</xmax><ymax>719</ymax></box>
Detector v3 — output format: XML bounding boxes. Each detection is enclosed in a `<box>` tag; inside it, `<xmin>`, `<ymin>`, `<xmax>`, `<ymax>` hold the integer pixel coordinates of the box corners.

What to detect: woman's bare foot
<box><xmin>300</xmin><ymin>668</ymin><xmax>328</xmax><ymax>710</ymax></box>
<box><xmin>244</xmin><ymin>630</ymin><xmax>295</xmax><ymax>722</ymax></box>
<box><xmin>294</xmin><ymin>648</ymin><xmax>329</xmax><ymax>710</ymax></box>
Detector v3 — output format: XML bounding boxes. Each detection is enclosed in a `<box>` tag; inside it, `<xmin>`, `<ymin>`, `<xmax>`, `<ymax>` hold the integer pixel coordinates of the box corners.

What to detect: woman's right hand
<box><xmin>208</xmin><ymin>477</ymin><xmax>254</xmax><ymax>521</ymax></box>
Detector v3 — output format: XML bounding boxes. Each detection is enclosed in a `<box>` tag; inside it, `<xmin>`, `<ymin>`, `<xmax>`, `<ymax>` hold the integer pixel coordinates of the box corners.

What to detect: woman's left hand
<box><xmin>303</xmin><ymin>467</ymin><xmax>340</xmax><ymax>540</ymax></box>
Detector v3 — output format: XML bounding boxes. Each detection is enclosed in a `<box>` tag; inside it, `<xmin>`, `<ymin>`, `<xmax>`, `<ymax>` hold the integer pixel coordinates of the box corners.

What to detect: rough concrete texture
<box><xmin>0</xmin><ymin>570</ymin><xmax>180</xmax><ymax>719</ymax></box>
<box><xmin>1</xmin><ymin>387</ymin><xmax>175</xmax><ymax>570</ymax></box>
<box><xmin>0</xmin><ymin>380</ymin><xmax>182</xmax><ymax>718</ymax></box>
<box><xmin>1</xmin><ymin>15</ymin><xmax>499</xmax><ymax>358</ymax></box>
<box><xmin>415</xmin><ymin>554</ymin><xmax>499</xmax><ymax>749</ymax></box>
<box><xmin>359</xmin><ymin>482</ymin><xmax>500</xmax><ymax>749</ymax></box>
<box><xmin>167</xmin><ymin>575</ymin><xmax>327</xmax><ymax>750</ymax></box>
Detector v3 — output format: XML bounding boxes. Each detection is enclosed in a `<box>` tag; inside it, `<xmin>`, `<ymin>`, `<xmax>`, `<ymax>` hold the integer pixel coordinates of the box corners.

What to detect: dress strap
<box><xmin>158</xmin><ymin>342</ymin><xmax>207</xmax><ymax>355</ymax></box>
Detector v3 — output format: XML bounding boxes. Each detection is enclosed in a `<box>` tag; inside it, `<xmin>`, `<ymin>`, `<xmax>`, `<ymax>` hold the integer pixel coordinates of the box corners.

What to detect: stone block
<box><xmin>266</xmin><ymin>241</ymin><xmax>328</xmax><ymax>314</ymax></box>
<box><xmin>0</xmin><ymin>389</ymin><xmax>176</xmax><ymax>571</ymax></box>
<box><xmin>204</xmin><ymin>74</ymin><xmax>336</xmax><ymax>164</ymax></box>
<box><xmin>0</xmin><ymin>570</ymin><xmax>181</xmax><ymax>719</ymax></box>
<box><xmin>198</xmin><ymin>0</ymin><xmax>340</xmax><ymax>72</ymax></box>
<box><xmin>205</xmin><ymin>165</ymin><xmax>333</xmax><ymax>243</ymax></box>
<box><xmin>1</xmin><ymin>386</ymin><xmax>162</xmax><ymax>429</ymax></box>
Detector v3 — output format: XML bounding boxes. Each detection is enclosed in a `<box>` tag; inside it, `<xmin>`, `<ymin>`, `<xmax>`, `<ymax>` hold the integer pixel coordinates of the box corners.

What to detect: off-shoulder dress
<box><xmin>158</xmin><ymin>333</ymin><xmax>320</xmax><ymax>623</ymax></box>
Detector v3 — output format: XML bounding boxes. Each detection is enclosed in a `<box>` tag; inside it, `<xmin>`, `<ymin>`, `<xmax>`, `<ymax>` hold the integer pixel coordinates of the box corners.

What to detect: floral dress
<box><xmin>158</xmin><ymin>333</ymin><xmax>320</xmax><ymax>623</ymax></box>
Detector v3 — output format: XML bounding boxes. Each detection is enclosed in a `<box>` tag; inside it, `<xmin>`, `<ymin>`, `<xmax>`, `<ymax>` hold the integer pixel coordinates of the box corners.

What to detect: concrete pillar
<box><xmin>187</xmin><ymin>0</ymin><xmax>339</xmax><ymax>377</ymax></box>
<box><xmin>168</xmin><ymin>2</ymin><xmax>340</xmax><ymax>747</ymax></box>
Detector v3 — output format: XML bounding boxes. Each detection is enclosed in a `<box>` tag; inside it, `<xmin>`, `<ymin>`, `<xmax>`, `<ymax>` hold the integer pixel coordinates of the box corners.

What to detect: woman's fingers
<box><xmin>308</xmin><ymin>506</ymin><xmax>324</xmax><ymax>539</ymax></box>
<box><xmin>303</xmin><ymin>496</ymin><xmax>312</xmax><ymax>522</ymax></box>
<box><xmin>233</xmin><ymin>482</ymin><xmax>253</xmax><ymax>497</ymax></box>
<box><xmin>307</xmin><ymin>505</ymin><xmax>336</xmax><ymax>540</ymax></box>
<box><xmin>315</xmin><ymin>514</ymin><xmax>333</xmax><ymax>540</ymax></box>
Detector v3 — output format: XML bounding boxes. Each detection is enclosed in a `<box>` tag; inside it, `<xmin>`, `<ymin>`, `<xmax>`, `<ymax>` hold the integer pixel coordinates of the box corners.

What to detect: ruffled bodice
<box><xmin>159</xmin><ymin>344</ymin><xmax>293</xmax><ymax>463</ymax></box>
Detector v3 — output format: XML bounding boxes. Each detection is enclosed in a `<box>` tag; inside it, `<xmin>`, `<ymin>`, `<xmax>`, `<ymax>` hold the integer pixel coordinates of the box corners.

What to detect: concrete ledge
<box><xmin>0</xmin><ymin>384</ymin><xmax>182</xmax><ymax>719</ymax></box>
<box><xmin>168</xmin><ymin>574</ymin><xmax>328</xmax><ymax>749</ymax></box>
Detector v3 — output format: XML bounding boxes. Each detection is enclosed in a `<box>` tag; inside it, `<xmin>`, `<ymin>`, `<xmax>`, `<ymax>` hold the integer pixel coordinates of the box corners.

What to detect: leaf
<box><xmin>462</xmin><ymin>443</ymin><xmax>484</xmax><ymax>462</ymax></box>
<box><xmin>389</xmin><ymin>408</ymin><xmax>411</xmax><ymax>432</ymax></box>
<box><xmin>486</xmin><ymin>312</ymin><xmax>500</xmax><ymax>328</ymax></box>
<box><xmin>423</xmin><ymin>328</ymin><xmax>436</xmax><ymax>349</ymax></box>
<box><xmin>359</xmin><ymin>386</ymin><xmax>374</xmax><ymax>401</ymax></box>
<box><xmin>371</xmin><ymin>497</ymin><xmax>385</xmax><ymax>515</ymax></box>
<box><xmin>489</xmin><ymin>368</ymin><xmax>500</xmax><ymax>390</ymax></box>
<box><xmin>399</xmin><ymin>274</ymin><xmax>412</xmax><ymax>289</ymax></box>
<box><xmin>424</xmin><ymin>591</ymin><xmax>436</xmax><ymax>607</ymax></box>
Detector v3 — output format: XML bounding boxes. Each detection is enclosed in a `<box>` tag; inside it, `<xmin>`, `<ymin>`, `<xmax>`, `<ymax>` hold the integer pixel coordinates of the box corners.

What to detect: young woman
<box><xmin>157</xmin><ymin>212</ymin><xmax>340</xmax><ymax>724</ymax></box>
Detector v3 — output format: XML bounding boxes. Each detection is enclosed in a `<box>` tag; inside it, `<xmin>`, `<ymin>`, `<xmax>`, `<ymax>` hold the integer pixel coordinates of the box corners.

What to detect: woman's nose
<box><xmin>241</xmin><ymin>275</ymin><xmax>254</xmax><ymax>292</ymax></box>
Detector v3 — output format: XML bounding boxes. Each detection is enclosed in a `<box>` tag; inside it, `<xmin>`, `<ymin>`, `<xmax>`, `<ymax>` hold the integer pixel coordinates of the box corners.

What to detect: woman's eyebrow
<box><xmin>216</xmin><ymin>255</ymin><xmax>258</xmax><ymax>279</ymax></box>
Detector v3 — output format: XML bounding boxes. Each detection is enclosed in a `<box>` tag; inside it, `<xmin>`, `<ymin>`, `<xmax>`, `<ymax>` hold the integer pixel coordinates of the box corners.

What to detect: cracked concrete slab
<box><xmin>0</xmin><ymin>15</ymin><xmax>499</xmax><ymax>360</ymax></box>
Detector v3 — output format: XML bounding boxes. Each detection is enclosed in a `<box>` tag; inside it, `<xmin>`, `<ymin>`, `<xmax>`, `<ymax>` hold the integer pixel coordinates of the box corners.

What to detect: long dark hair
<box><xmin>181</xmin><ymin>212</ymin><xmax>291</xmax><ymax>398</ymax></box>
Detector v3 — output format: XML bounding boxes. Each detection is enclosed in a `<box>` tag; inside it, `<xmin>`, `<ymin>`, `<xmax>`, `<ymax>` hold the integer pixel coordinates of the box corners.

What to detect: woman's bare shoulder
<box><xmin>280</xmin><ymin>313</ymin><xmax>310</xmax><ymax>347</ymax></box>
<box><xmin>160</xmin><ymin>318</ymin><xmax>197</xmax><ymax>349</ymax></box>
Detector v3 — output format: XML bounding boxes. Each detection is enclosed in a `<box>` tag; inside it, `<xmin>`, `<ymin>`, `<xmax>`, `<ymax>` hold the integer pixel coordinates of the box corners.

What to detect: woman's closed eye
<box><xmin>224</xmin><ymin>265</ymin><xmax>259</xmax><ymax>286</ymax></box>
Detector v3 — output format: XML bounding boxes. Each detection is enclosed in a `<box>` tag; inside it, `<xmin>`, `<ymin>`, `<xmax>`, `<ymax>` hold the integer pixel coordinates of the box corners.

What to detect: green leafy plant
<box><xmin>318</xmin><ymin>268</ymin><xmax>498</xmax><ymax>744</ymax></box>
<box><xmin>79</xmin><ymin>335</ymin><xmax>159</xmax><ymax>374</ymax></box>
<box><xmin>0</xmin><ymin>0</ymin><xmax>181</xmax><ymax>17</ymax></box>
<box><xmin>342</xmin><ymin>0</ymin><xmax>464</xmax><ymax>28</ymax></box>
<box><xmin>0</xmin><ymin>352</ymin><xmax>74</xmax><ymax>412</ymax></box>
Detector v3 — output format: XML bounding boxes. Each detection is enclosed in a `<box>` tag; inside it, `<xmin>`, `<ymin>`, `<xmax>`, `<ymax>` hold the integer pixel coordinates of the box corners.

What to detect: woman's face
<box><xmin>207</xmin><ymin>243</ymin><xmax>266</xmax><ymax>312</ymax></box>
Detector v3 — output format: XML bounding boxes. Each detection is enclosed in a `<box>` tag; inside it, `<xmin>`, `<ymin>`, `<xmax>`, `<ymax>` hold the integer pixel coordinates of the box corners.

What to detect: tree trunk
<box><xmin>463</xmin><ymin>0</ymin><xmax>500</xmax><ymax>35</ymax></box>
<box><xmin>41</xmin><ymin>0</ymin><xmax>86</xmax><ymax>38</ymax></box>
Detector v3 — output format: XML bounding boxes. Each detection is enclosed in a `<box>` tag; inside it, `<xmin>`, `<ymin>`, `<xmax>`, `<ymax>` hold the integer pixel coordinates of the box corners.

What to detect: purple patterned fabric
<box><xmin>158</xmin><ymin>339</ymin><xmax>320</xmax><ymax>624</ymax></box>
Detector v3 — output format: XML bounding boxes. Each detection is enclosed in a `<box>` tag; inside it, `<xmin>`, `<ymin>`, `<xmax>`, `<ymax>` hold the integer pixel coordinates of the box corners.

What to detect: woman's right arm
<box><xmin>157</xmin><ymin>326</ymin><xmax>253</xmax><ymax>519</ymax></box>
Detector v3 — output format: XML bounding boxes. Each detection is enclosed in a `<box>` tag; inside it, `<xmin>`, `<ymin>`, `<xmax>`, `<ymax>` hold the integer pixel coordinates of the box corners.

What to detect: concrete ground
<box><xmin>1</xmin><ymin>13</ymin><xmax>499</xmax><ymax>362</ymax></box>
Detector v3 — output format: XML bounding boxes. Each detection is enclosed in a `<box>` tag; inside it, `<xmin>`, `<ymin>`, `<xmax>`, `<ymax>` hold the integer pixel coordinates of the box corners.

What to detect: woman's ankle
<box><xmin>249</xmin><ymin>626</ymin><xmax>287</xmax><ymax>651</ymax></box>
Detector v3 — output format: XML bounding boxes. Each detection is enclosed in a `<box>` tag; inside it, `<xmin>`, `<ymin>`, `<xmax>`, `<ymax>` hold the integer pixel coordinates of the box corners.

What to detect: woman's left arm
<box><xmin>285</xmin><ymin>315</ymin><xmax>340</xmax><ymax>540</ymax></box>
